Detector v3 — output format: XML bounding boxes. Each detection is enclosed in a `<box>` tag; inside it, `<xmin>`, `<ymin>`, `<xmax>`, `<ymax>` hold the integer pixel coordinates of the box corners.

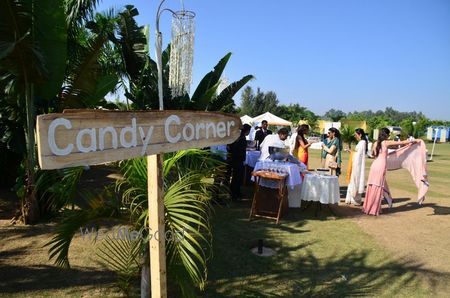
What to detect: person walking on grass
<box><xmin>363</xmin><ymin>127</ymin><xmax>418</xmax><ymax>216</ymax></box>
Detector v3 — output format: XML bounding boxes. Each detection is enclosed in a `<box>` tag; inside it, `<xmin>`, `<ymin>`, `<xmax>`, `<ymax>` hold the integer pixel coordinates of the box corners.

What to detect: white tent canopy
<box><xmin>251</xmin><ymin>112</ymin><xmax>292</xmax><ymax>126</ymax></box>
<box><xmin>240</xmin><ymin>115</ymin><xmax>253</xmax><ymax>124</ymax></box>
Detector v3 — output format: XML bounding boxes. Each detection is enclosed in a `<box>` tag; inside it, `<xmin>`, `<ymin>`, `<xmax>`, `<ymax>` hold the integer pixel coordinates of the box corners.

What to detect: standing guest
<box><xmin>228</xmin><ymin>124</ymin><xmax>251</xmax><ymax>201</ymax></box>
<box><xmin>247</xmin><ymin>125</ymin><xmax>256</xmax><ymax>141</ymax></box>
<box><xmin>345</xmin><ymin>128</ymin><xmax>368</xmax><ymax>205</ymax></box>
<box><xmin>363</xmin><ymin>127</ymin><xmax>417</xmax><ymax>216</ymax></box>
<box><xmin>288</xmin><ymin>127</ymin><xmax>298</xmax><ymax>154</ymax></box>
<box><xmin>259</xmin><ymin>128</ymin><xmax>289</xmax><ymax>160</ymax></box>
<box><xmin>321</xmin><ymin>127</ymin><xmax>343</xmax><ymax>176</ymax></box>
<box><xmin>210</xmin><ymin>144</ymin><xmax>229</xmax><ymax>205</ymax></box>
<box><xmin>293</xmin><ymin>124</ymin><xmax>317</xmax><ymax>168</ymax></box>
<box><xmin>254</xmin><ymin>120</ymin><xmax>272</xmax><ymax>150</ymax></box>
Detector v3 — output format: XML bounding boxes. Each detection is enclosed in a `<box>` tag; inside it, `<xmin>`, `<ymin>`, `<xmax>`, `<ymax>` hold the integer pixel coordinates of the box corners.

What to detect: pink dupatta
<box><xmin>386</xmin><ymin>139</ymin><xmax>429</xmax><ymax>203</ymax></box>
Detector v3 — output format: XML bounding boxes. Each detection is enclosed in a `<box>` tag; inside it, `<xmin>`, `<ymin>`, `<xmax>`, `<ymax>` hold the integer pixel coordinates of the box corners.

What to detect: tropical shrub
<box><xmin>46</xmin><ymin>149</ymin><xmax>226</xmax><ymax>295</ymax></box>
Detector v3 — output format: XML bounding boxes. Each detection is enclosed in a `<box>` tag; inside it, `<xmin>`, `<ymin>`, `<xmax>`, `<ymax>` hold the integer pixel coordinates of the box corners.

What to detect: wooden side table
<box><xmin>249</xmin><ymin>170</ymin><xmax>288</xmax><ymax>224</ymax></box>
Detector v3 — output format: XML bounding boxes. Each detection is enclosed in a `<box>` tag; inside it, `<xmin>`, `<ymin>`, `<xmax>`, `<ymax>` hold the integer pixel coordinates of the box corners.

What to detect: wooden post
<box><xmin>148</xmin><ymin>154</ymin><xmax>167</xmax><ymax>298</ymax></box>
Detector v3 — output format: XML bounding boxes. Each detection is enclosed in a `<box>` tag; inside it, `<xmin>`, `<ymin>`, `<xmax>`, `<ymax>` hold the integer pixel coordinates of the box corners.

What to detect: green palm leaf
<box><xmin>190</xmin><ymin>52</ymin><xmax>232</xmax><ymax>105</ymax></box>
<box><xmin>116</xmin><ymin>149</ymin><xmax>216</xmax><ymax>291</ymax></box>
<box><xmin>96</xmin><ymin>235</ymin><xmax>141</xmax><ymax>295</ymax></box>
<box><xmin>209</xmin><ymin>74</ymin><xmax>255</xmax><ymax>111</ymax></box>
<box><xmin>45</xmin><ymin>188</ymin><xmax>123</xmax><ymax>268</ymax></box>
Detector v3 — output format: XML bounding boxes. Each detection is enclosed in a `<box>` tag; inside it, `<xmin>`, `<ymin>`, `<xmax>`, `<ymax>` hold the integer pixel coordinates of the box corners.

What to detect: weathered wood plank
<box><xmin>36</xmin><ymin>110</ymin><xmax>241</xmax><ymax>169</ymax></box>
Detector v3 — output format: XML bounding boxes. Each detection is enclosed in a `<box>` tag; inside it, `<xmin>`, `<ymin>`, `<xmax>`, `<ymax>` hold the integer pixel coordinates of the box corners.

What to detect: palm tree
<box><xmin>340</xmin><ymin>125</ymin><xmax>356</xmax><ymax>149</ymax></box>
<box><xmin>0</xmin><ymin>0</ymin><xmax>65</xmax><ymax>222</ymax></box>
<box><xmin>0</xmin><ymin>0</ymin><xmax>120</xmax><ymax>222</ymax></box>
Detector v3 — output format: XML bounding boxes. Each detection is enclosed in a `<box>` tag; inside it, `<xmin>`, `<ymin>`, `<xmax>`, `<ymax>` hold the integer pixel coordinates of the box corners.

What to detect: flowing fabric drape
<box><xmin>386</xmin><ymin>139</ymin><xmax>429</xmax><ymax>203</ymax></box>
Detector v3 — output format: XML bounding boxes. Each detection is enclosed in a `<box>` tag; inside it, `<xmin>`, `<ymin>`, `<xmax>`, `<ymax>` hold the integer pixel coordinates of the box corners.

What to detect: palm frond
<box><xmin>97</xmin><ymin>234</ymin><xmax>141</xmax><ymax>296</ymax></box>
<box><xmin>210</xmin><ymin>74</ymin><xmax>255</xmax><ymax>111</ymax></box>
<box><xmin>0</xmin><ymin>0</ymin><xmax>48</xmax><ymax>85</ymax></box>
<box><xmin>164</xmin><ymin>173</ymin><xmax>212</xmax><ymax>290</ymax></box>
<box><xmin>35</xmin><ymin>167</ymin><xmax>84</xmax><ymax>214</ymax></box>
<box><xmin>65</xmin><ymin>0</ymin><xmax>100</xmax><ymax>28</ymax></box>
<box><xmin>190</xmin><ymin>52</ymin><xmax>232</xmax><ymax>107</ymax></box>
<box><xmin>116</xmin><ymin>149</ymin><xmax>217</xmax><ymax>291</ymax></box>
<box><xmin>45</xmin><ymin>187</ymin><xmax>124</xmax><ymax>268</ymax></box>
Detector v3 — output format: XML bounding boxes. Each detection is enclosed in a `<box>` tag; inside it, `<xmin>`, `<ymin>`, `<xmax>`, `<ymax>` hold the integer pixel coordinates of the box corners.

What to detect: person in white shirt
<box><xmin>289</xmin><ymin>128</ymin><xmax>298</xmax><ymax>155</ymax></box>
<box><xmin>246</xmin><ymin>125</ymin><xmax>256</xmax><ymax>141</ymax></box>
<box><xmin>259</xmin><ymin>128</ymin><xmax>289</xmax><ymax>160</ymax></box>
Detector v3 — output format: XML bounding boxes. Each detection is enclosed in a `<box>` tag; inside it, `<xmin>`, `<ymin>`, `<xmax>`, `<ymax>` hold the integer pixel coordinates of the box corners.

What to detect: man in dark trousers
<box><xmin>228</xmin><ymin>124</ymin><xmax>251</xmax><ymax>201</ymax></box>
<box><xmin>254</xmin><ymin>120</ymin><xmax>272</xmax><ymax>150</ymax></box>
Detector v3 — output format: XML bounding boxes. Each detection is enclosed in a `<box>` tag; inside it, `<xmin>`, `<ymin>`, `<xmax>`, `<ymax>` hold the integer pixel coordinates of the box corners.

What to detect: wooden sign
<box><xmin>36</xmin><ymin>110</ymin><xmax>242</xmax><ymax>169</ymax></box>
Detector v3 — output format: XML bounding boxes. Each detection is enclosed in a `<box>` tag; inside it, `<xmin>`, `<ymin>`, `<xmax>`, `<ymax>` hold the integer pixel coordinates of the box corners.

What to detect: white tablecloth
<box><xmin>245</xmin><ymin>150</ymin><xmax>261</xmax><ymax>168</ymax></box>
<box><xmin>252</xmin><ymin>161</ymin><xmax>306</xmax><ymax>208</ymax></box>
<box><xmin>309</xmin><ymin>141</ymin><xmax>324</xmax><ymax>150</ymax></box>
<box><xmin>299</xmin><ymin>173</ymin><xmax>340</xmax><ymax>204</ymax></box>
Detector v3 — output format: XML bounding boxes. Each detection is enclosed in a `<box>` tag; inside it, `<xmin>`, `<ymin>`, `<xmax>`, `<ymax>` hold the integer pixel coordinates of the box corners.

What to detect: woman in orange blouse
<box><xmin>293</xmin><ymin>124</ymin><xmax>316</xmax><ymax>168</ymax></box>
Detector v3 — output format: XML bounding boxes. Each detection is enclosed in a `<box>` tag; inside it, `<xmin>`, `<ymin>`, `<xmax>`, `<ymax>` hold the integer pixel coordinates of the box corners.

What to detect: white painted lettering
<box><xmin>195</xmin><ymin>123</ymin><xmax>205</xmax><ymax>140</ymax></box>
<box><xmin>120</xmin><ymin>118</ymin><xmax>137</xmax><ymax>148</ymax></box>
<box><xmin>76</xmin><ymin>128</ymin><xmax>97</xmax><ymax>153</ymax></box>
<box><xmin>99</xmin><ymin>126</ymin><xmax>118</xmax><ymax>151</ymax></box>
<box><xmin>205</xmin><ymin>122</ymin><xmax>217</xmax><ymax>139</ymax></box>
<box><xmin>227</xmin><ymin>121</ymin><xmax>235</xmax><ymax>136</ymax></box>
<box><xmin>48</xmin><ymin>118</ymin><xmax>73</xmax><ymax>156</ymax></box>
<box><xmin>165</xmin><ymin>115</ymin><xmax>181</xmax><ymax>143</ymax></box>
<box><xmin>216</xmin><ymin>121</ymin><xmax>226</xmax><ymax>138</ymax></box>
<box><xmin>139</xmin><ymin>126</ymin><xmax>154</xmax><ymax>155</ymax></box>
<box><xmin>182</xmin><ymin>123</ymin><xmax>195</xmax><ymax>141</ymax></box>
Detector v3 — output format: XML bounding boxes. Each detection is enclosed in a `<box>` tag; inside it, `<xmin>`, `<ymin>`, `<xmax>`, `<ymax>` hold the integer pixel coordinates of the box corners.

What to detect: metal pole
<box><xmin>429</xmin><ymin>128</ymin><xmax>438</xmax><ymax>161</ymax></box>
<box><xmin>155</xmin><ymin>0</ymin><xmax>167</xmax><ymax>111</ymax></box>
<box><xmin>148</xmin><ymin>2</ymin><xmax>168</xmax><ymax>297</ymax></box>
<box><xmin>155</xmin><ymin>31</ymin><xmax>164</xmax><ymax>110</ymax></box>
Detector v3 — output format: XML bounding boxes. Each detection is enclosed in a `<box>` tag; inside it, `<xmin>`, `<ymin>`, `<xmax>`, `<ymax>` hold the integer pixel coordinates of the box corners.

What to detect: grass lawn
<box><xmin>203</xmin><ymin>142</ymin><xmax>450</xmax><ymax>297</ymax></box>
<box><xmin>1</xmin><ymin>143</ymin><xmax>449</xmax><ymax>297</ymax></box>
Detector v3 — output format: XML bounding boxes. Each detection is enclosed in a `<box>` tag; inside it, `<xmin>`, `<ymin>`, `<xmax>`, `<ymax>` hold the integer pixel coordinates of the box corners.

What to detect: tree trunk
<box><xmin>141</xmin><ymin>248</ymin><xmax>150</xmax><ymax>297</ymax></box>
<box><xmin>21</xmin><ymin>80</ymin><xmax>40</xmax><ymax>224</ymax></box>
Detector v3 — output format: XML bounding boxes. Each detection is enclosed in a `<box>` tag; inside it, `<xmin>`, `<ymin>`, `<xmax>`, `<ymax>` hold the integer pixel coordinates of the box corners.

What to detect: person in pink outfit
<box><xmin>363</xmin><ymin>128</ymin><xmax>418</xmax><ymax>216</ymax></box>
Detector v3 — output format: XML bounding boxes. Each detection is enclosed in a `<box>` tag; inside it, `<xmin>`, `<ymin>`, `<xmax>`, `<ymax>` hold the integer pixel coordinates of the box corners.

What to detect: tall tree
<box><xmin>239</xmin><ymin>86</ymin><xmax>255</xmax><ymax>116</ymax></box>
<box><xmin>0</xmin><ymin>0</ymin><xmax>120</xmax><ymax>223</ymax></box>
<box><xmin>323</xmin><ymin>109</ymin><xmax>346</xmax><ymax>122</ymax></box>
<box><xmin>239</xmin><ymin>86</ymin><xmax>279</xmax><ymax>116</ymax></box>
<box><xmin>277</xmin><ymin>103</ymin><xmax>318</xmax><ymax>129</ymax></box>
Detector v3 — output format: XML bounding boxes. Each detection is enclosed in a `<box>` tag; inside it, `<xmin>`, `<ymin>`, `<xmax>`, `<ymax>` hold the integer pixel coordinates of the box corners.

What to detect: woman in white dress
<box><xmin>345</xmin><ymin>128</ymin><xmax>368</xmax><ymax>205</ymax></box>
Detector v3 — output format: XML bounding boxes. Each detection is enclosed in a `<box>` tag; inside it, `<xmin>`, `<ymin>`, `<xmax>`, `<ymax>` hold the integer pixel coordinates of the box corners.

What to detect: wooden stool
<box><xmin>249</xmin><ymin>170</ymin><xmax>288</xmax><ymax>224</ymax></box>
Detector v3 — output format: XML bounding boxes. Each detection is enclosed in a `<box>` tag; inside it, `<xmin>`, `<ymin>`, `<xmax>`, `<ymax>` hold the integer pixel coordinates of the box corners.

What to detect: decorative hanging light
<box><xmin>169</xmin><ymin>9</ymin><xmax>195</xmax><ymax>97</ymax></box>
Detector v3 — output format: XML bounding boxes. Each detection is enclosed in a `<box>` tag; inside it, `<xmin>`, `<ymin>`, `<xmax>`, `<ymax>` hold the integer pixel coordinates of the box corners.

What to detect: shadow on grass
<box><xmin>205</xmin><ymin>199</ymin><xmax>450</xmax><ymax>297</ymax></box>
<box><xmin>205</xmin><ymin>249</ymin><xmax>448</xmax><ymax>297</ymax></box>
<box><xmin>386</xmin><ymin>200</ymin><xmax>450</xmax><ymax>216</ymax></box>
<box><xmin>0</xmin><ymin>223</ymin><xmax>59</xmax><ymax>243</ymax></box>
<box><xmin>0</xmin><ymin>187</ymin><xmax>19</xmax><ymax>220</ymax></box>
<box><xmin>0</xmin><ymin>264</ymin><xmax>115</xmax><ymax>294</ymax></box>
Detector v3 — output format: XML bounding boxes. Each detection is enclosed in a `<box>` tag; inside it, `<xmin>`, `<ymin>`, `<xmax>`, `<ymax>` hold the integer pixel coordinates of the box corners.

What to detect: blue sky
<box><xmin>98</xmin><ymin>0</ymin><xmax>450</xmax><ymax>120</ymax></box>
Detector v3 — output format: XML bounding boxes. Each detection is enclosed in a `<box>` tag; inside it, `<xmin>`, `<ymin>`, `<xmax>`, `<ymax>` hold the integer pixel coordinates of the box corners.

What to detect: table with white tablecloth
<box><xmin>299</xmin><ymin>173</ymin><xmax>340</xmax><ymax>204</ymax></box>
<box><xmin>245</xmin><ymin>150</ymin><xmax>261</xmax><ymax>168</ymax></box>
<box><xmin>252</xmin><ymin>161</ymin><xmax>306</xmax><ymax>208</ymax></box>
